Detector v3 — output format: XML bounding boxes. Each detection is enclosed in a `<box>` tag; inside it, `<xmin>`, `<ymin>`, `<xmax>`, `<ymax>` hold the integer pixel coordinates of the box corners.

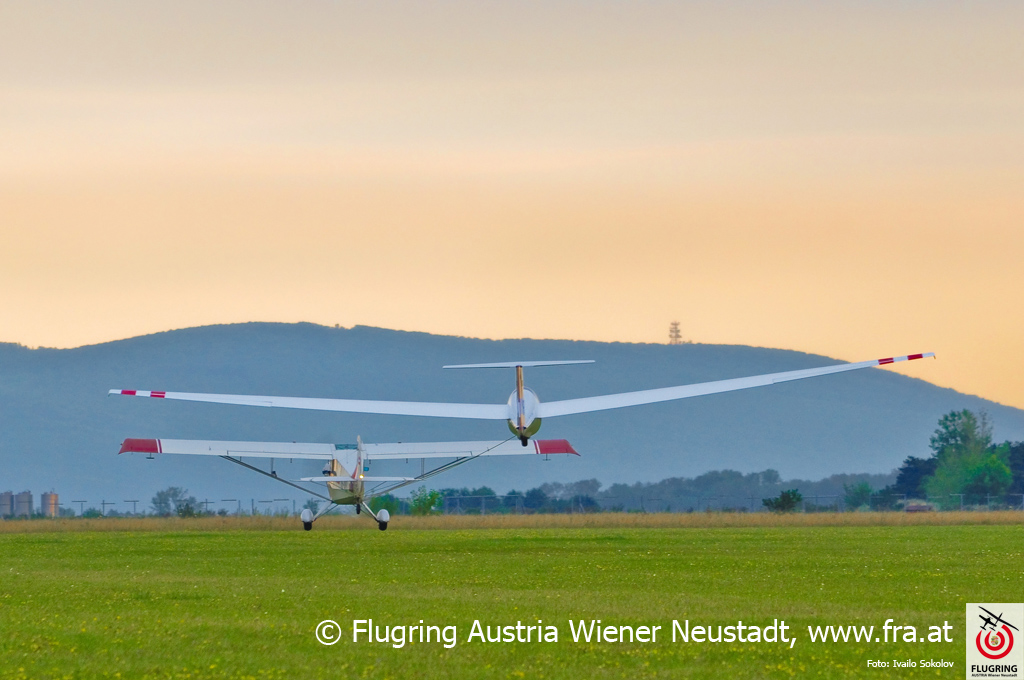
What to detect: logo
<box><xmin>967</xmin><ymin>604</ymin><xmax>1024</xmax><ymax>679</ymax></box>
<box><xmin>976</xmin><ymin>606</ymin><xmax>1016</xmax><ymax>660</ymax></box>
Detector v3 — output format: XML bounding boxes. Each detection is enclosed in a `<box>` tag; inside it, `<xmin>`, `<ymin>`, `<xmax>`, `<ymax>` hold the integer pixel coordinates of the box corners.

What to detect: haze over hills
<box><xmin>1</xmin><ymin>322</ymin><xmax>1022</xmax><ymax>512</ymax></box>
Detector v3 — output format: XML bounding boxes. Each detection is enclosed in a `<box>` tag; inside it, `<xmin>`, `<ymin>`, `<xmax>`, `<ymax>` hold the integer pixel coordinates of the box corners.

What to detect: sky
<box><xmin>0</xmin><ymin>1</ymin><xmax>1022</xmax><ymax>408</ymax></box>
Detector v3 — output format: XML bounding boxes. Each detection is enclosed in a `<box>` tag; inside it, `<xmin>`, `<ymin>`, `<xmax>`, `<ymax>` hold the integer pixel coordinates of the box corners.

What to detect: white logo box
<box><xmin>967</xmin><ymin>603</ymin><xmax>1024</xmax><ymax>680</ymax></box>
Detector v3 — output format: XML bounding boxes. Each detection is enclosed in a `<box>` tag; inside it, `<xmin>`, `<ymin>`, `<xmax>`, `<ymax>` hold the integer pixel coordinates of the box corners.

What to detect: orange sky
<box><xmin>1</xmin><ymin>2</ymin><xmax>1022</xmax><ymax>408</ymax></box>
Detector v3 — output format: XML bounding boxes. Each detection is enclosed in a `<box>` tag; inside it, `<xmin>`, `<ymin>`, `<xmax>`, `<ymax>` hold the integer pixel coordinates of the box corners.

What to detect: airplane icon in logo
<box><xmin>979</xmin><ymin>607</ymin><xmax>1020</xmax><ymax>633</ymax></box>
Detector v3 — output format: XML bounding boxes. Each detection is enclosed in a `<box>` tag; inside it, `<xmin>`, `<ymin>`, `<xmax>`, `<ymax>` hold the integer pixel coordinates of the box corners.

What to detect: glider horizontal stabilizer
<box><xmin>443</xmin><ymin>360</ymin><xmax>594</xmax><ymax>369</ymax></box>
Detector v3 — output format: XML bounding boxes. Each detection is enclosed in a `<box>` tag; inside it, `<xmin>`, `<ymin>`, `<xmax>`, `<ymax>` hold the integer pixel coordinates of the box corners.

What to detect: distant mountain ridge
<box><xmin>1</xmin><ymin>323</ymin><xmax>1022</xmax><ymax>510</ymax></box>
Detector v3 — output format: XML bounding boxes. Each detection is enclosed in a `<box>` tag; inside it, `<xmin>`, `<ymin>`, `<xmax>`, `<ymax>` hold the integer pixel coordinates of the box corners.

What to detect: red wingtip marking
<box><xmin>878</xmin><ymin>357</ymin><xmax>894</xmax><ymax>365</ymax></box>
<box><xmin>121</xmin><ymin>390</ymin><xmax>137</xmax><ymax>396</ymax></box>
<box><xmin>151</xmin><ymin>391</ymin><xmax>166</xmax><ymax>398</ymax></box>
<box><xmin>119</xmin><ymin>438</ymin><xmax>160</xmax><ymax>455</ymax></box>
<box><xmin>535</xmin><ymin>439</ymin><xmax>579</xmax><ymax>456</ymax></box>
<box><xmin>907</xmin><ymin>353</ymin><xmax>923</xmax><ymax>361</ymax></box>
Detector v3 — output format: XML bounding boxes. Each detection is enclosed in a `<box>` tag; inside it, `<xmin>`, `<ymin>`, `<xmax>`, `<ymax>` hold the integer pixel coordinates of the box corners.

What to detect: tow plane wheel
<box><xmin>300</xmin><ymin>508</ymin><xmax>314</xmax><ymax>532</ymax></box>
<box><xmin>376</xmin><ymin>509</ymin><xmax>390</xmax><ymax>532</ymax></box>
<box><xmin>356</xmin><ymin>504</ymin><xmax>361</xmax><ymax>514</ymax></box>
<box><xmin>378</xmin><ymin>521</ymin><xmax>388</xmax><ymax>531</ymax></box>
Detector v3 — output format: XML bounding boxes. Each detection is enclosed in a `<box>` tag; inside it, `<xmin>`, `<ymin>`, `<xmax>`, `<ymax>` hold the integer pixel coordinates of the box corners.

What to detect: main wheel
<box><xmin>378</xmin><ymin>521</ymin><xmax>388</xmax><ymax>531</ymax></box>
<box><xmin>356</xmin><ymin>504</ymin><xmax>361</xmax><ymax>514</ymax></box>
<box><xmin>302</xmin><ymin>521</ymin><xmax>313</xmax><ymax>531</ymax></box>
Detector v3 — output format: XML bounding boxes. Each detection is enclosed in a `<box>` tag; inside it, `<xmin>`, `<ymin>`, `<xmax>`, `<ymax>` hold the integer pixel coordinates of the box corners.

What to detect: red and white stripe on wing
<box><xmin>875</xmin><ymin>353</ymin><xmax>931</xmax><ymax>365</ymax></box>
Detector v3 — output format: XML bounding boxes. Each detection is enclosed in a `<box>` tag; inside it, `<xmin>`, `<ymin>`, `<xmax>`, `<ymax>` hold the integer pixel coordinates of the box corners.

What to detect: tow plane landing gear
<box><xmin>300</xmin><ymin>508</ymin><xmax>314</xmax><ymax>531</ymax></box>
<box><xmin>300</xmin><ymin>502</ymin><xmax>389</xmax><ymax>531</ymax></box>
<box><xmin>361</xmin><ymin>502</ymin><xmax>389</xmax><ymax>531</ymax></box>
<box><xmin>300</xmin><ymin>501</ymin><xmax>338</xmax><ymax>531</ymax></box>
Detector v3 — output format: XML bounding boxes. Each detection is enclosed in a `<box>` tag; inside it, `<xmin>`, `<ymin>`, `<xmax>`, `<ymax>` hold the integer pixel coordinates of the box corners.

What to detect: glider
<box><xmin>118</xmin><ymin>436</ymin><xmax>578</xmax><ymax>530</ymax></box>
<box><xmin>110</xmin><ymin>353</ymin><xmax>935</xmax><ymax>444</ymax></box>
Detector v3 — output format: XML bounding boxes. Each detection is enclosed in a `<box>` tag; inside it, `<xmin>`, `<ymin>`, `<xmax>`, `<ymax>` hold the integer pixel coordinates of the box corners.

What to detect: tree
<box><xmin>569</xmin><ymin>495</ymin><xmax>601</xmax><ymax>513</ymax></box>
<box><xmin>887</xmin><ymin>456</ymin><xmax>939</xmax><ymax>500</ymax></box>
<box><xmin>409</xmin><ymin>486</ymin><xmax>442</xmax><ymax>516</ymax></box>
<box><xmin>151</xmin><ymin>486</ymin><xmax>198</xmax><ymax>517</ymax></box>
<box><xmin>302</xmin><ymin>498</ymin><xmax>320</xmax><ymax>514</ymax></box>
<box><xmin>925</xmin><ymin>448</ymin><xmax>1011</xmax><ymax>508</ymax></box>
<box><xmin>523</xmin><ymin>488</ymin><xmax>548</xmax><ymax>511</ymax></box>
<box><xmin>843</xmin><ymin>481</ymin><xmax>873</xmax><ymax>510</ymax></box>
<box><xmin>924</xmin><ymin>410</ymin><xmax>1009</xmax><ymax>508</ymax></box>
<box><xmin>763</xmin><ymin>489</ymin><xmax>802</xmax><ymax>513</ymax></box>
<box><xmin>176</xmin><ymin>500</ymin><xmax>198</xmax><ymax>518</ymax></box>
<box><xmin>1007</xmin><ymin>442</ymin><xmax>1024</xmax><ymax>495</ymax></box>
<box><xmin>929</xmin><ymin>410</ymin><xmax>991</xmax><ymax>455</ymax></box>
<box><xmin>503</xmin><ymin>490</ymin><xmax>523</xmax><ymax>509</ymax></box>
<box><xmin>370</xmin><ymin>494</ymin><xmax>400</xmax><ymax>516</ymax></box>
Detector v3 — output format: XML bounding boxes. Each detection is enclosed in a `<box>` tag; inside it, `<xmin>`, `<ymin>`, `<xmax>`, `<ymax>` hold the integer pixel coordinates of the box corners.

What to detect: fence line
<box><xmin>436</xmin><ymin>493</ymin><xmax>1024</xmax><ymax>514</ymax></box>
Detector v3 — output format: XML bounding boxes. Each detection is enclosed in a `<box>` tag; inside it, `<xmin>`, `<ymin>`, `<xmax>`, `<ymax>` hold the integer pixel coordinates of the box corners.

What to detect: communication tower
<box><xmin>668</xmin><ymin>321</ymin><xmax>682</xmax><ymax>345</ymax></box>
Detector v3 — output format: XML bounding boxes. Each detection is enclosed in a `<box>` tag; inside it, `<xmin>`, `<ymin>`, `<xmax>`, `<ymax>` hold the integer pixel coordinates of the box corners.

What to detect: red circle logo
<box><xmin>977</xmin><ymin>625</ymin><xmax>1015</xmax><ymax>660</ymax></box>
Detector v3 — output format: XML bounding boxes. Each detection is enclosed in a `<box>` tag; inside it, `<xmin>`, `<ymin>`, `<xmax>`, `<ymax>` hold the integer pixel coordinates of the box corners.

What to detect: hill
<box><xmin>1</xmin><ymin>323</ymin><xmax>1022</xmax><ymax>512</ymax></box>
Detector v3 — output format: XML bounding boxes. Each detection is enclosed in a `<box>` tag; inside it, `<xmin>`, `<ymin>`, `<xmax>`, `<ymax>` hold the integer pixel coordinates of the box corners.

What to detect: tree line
<box><xmin>125</xmin><ymin>408</ymin><xmax>1023</xmax><ymax>517</ymax></box>
<box><xmin>389</xmin><ymin>409</ymin><xmax>1023</xmax><ymax>515</ymax></box>
<box><xmin>864</xmin><ymin>409</ymin><xmax>1023</xmax><ymax>510</ymax></box>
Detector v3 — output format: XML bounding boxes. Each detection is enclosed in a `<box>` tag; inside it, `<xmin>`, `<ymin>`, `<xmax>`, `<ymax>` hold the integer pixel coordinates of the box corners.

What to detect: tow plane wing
<box><xmin>117</xmin><ymin>436</ymin><xmax>580</xmax><ymax>530</ymax></box>
<box><xmin>361</xmin><ymin>438</ymin><xmax>578</xmax><ymax>459</ymax></box>
<box><xmin>118</xmin><ymin>438</ymin><xmax>337</xmax><ymax>459</ymax></box>
<box><xmin>118</xmin><ymin>438</ymin><xmax>578</xmax><ymax>459</ymax></box>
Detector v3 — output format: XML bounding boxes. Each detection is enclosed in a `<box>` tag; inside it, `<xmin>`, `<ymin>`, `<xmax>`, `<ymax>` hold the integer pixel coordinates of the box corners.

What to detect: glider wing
<box><xmin>108</xmin><ymin>390</ymin><xmax>507</xmax><ymax>420</ymax></box>
<box><xmin>537</xmin><ymin>353</ymin><xmax>935</xmax><ymax>418</ymax></box>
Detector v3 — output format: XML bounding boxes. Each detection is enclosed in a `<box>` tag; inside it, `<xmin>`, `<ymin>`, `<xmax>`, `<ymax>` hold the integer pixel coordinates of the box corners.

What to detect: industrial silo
<box><xmin>15</xmin><ymin>491</ymin><xmax>33</xmax><ymax>518</ymax></box>
<box><xmin>41</xmin><ymin>492</ymin><xmax>59</xmax><ymax>518</ymax></box>
<box><xmin>0</xmin><ymin>491</ymin><xmax>12</xmax><ymax>518</ymax></box>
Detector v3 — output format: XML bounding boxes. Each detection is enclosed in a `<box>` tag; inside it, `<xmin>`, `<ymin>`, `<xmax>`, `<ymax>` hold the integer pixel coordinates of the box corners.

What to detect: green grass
<box><xmin>1</xmin><ymin>524</ymin><xmax>1019</xmax><ymax>679</ymax></box>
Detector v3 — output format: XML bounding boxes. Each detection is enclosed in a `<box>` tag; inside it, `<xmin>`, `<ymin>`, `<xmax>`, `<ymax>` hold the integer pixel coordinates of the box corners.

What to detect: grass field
<box><xmin>2</xmin><ymin>515</ymin><xmax>1021</xmax><ymax>679</ymax></box>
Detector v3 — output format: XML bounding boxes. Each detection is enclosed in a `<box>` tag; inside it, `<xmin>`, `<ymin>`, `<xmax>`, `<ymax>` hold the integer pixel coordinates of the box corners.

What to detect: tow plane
<box><xmin>117</xmin><ymin>436</ymin><xmax>578</xmax><ymax>530</ymax></box>
<box><xmin>111</xmin><ymin>353</ymin><xmax>935</xmax><ymax>444</ymax></box>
